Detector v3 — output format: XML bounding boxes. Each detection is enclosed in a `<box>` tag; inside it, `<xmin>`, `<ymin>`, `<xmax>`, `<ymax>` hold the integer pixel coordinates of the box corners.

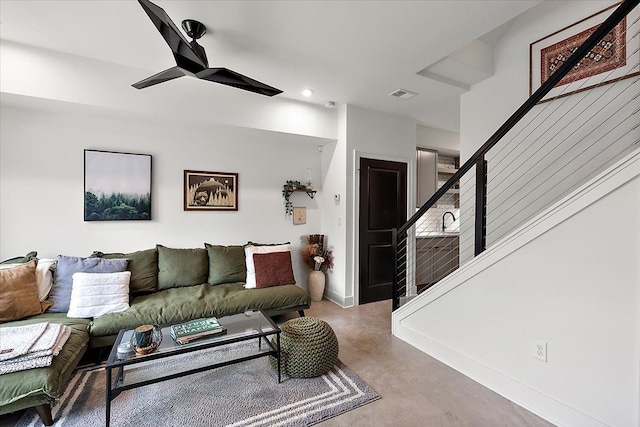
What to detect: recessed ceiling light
<box><xmin>302</xmin><ymin>88</ymin><xmax>314</xmax><ymax>97</ymax></box>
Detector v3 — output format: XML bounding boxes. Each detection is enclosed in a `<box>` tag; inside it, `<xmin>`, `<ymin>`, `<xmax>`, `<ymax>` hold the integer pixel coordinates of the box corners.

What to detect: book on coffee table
<box><xmin>173</xmin><ymin>327</ymin><xmax>227</xmax><ymax>345</ymax></box>
<box><xmin>170</xmin><ymin>318</ymin><xmax>225</xmax><ymax>344</ymax></box>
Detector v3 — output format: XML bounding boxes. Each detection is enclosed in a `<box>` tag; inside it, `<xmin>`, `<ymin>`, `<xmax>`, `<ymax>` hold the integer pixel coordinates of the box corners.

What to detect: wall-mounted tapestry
<box><xmin>530</xmin><ymin>3</ymin><xmax>639</xmax><ymax>103</ymax></box>
<box><xmin>184</xmin><ymin>170</ymin><xmax>238</xmax><ymax>211</ymax></box>
<box><xmin>84</xmin><ymin>150</ymin><xmax>152</xmax><ymax>221</ymax></box>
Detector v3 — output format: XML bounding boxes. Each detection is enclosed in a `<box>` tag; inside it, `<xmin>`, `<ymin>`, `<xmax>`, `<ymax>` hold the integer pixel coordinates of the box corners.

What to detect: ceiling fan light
<box><xmin>133</xmin><ymin>0</ymin><xmax>282</xmax><ymax>96</ymax></box>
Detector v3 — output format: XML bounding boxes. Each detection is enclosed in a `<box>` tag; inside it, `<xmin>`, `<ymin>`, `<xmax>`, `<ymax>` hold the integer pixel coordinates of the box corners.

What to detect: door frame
<box><xmin>351</xmin><ymin>150</ymin><xmax>415</xmax><ymax>306</ymax></box>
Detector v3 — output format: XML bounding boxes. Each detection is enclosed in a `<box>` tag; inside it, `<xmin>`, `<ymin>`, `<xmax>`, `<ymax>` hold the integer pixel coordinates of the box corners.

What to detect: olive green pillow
<box><xmin>204</xmin><ymin>243</ymin><xmax>247</xmax><ymax>285</ymax></box>
<box><xmin>247</xmin><ymin>241</ymin><xmax>290</xmax><ymax>247</ymax></box>
<box><xmin>91</xmin><ymin>249</ymin><xmax>158</xmax><ymax>295</ymax></box>
<box><xmin>0</xmin><ymin>251</ymin><xmax>38</xmax><ymax>265</ymax></box>
<box><xmin>157</xmin><ymin>245</ymin><xmax>208</xmax><ymax>290</ymax></box>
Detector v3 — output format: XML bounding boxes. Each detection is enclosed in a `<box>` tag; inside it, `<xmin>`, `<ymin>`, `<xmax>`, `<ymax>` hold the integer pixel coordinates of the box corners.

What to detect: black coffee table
<box><xmin>105</xmin><ymin>310</ymin><xmax>280</xmax><ymax>426</ymax></box>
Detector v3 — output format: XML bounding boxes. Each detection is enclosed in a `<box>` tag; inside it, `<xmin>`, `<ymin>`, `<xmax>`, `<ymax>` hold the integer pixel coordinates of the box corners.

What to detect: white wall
<box><xmin>319</xmin><ymin>106</ymin><xmax>348</xmax><ymax>304</ymax></box>
<box><xmin>344</xmin><ymin>105</ymin><xmax>417</xmax><ymax>305</ymax></box>
<box><xmin>416</xmin><ymin>124</ymin><xmax>460</xmax><ymax>156</ymax></box>
<box><xmin>0</xmin><ymin>97</ymin><xmax>417</xmax><ymax>309</ymax></box>
<box><xmin>0</xmin><ymin>40</ymin><xmax>337</xmax><ymax>140</ymax></box>
<box><xmin>394</xmin><ymin>150</ymin><xmax>640</xmax><ymax>426</ymax></box>
<box><xmin>0</xmin><ymin>100</ymin><xmax>329</xmax><ymax>289</ymax></box>
<box><xmin>315</xmin><ymin>104</ymin><xmax>417</xmax><ymax>306</ymax></box>
<box><xmin>1</xmin><ymin>38</ymin><xmax>426</xmax><ymax>305</ymax></box>
<box><xmin>459</xmin><ymin>0</ymin><xmax>637</xmax><ymax>262</ymax></box>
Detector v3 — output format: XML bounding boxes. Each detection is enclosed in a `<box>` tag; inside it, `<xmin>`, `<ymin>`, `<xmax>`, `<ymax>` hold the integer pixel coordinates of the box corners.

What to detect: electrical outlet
<box><xmin>533</xmin><ymin>340</ymin><xmax>547</xmax><ymax>362</ymax></box>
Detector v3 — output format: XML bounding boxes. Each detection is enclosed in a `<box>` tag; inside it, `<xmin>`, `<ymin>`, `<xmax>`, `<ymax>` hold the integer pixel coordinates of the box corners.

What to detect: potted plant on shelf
<box><xmin>282</xmin><ymin>180</ymin><xmax>303</xmax><ymax>215</ymax></box>
<box><xmin>302</xmin><ymin>234</ymin><xmax>334</xmax><ymax>301</ymax></box>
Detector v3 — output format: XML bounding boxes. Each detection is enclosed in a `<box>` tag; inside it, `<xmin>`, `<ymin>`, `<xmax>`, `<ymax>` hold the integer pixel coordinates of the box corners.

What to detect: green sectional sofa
<box><xmin>0</xmin><ymin>314</ymin><xmax>90</xmax><ymax>426</ymax></box>
<box><xmin>90</xmin><ymin>282</ymin><xmax>310</xmax><ymax>348</ymax></box>
<box><xmin>0</xmin><ymin>243</ymin><xmax>311</xmax><ymax>425</ymax></box>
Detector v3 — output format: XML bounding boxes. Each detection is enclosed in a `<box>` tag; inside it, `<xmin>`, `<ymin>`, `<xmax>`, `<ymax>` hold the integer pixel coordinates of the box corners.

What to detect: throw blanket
<box><xmin>0</xmin><ymin>322</ymin><xmax>71</xmax><ymax>375</ymax></box>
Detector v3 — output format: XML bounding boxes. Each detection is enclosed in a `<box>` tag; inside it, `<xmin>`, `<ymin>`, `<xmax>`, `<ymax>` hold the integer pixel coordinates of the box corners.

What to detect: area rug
<box><xmin>16</xmin><ymin>340</ymin><xmax>379</xmax><ymax>427</ymax></box>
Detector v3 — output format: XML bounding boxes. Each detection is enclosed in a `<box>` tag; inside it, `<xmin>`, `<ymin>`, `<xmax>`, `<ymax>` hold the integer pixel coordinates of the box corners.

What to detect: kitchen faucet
<box><xmin>442</xmin><ymin>211</ymin><xmax>456</xmax><ymax>232</ymax></box>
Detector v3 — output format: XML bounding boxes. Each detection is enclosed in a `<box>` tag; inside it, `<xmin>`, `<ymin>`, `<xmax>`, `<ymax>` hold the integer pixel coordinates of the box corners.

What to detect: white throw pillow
<box><xmin>0</xmin><ymin>258</ymin><xmax>57</xmax><ymax>301</ymax></box>
<box><xmin>67</xmin><ymin>271</ymin><xmax>131</xmax><ymax>318</ymax></box>
<box><xmin>244</xmin><ymin>244</ymin><xmax>290</xmax><ymax>289</ymax></box>
<box><xmin>35</xmin><ymin>258</ymin><xmax>56</xmax><ymax>301</ymax></box>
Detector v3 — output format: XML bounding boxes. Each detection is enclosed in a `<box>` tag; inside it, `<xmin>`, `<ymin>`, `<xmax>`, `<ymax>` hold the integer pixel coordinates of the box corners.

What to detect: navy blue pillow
<box><xmin>48</xmin><ymin>255</ymin><xmax>128</xmax><ymax>313</ymax></box>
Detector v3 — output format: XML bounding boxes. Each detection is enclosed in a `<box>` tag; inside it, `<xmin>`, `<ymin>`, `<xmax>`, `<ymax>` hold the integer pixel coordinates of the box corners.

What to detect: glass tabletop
<box><xmin>106</xmin><ymin>310</ymin><xmax>278</xmax><ymax>367</ymax></box>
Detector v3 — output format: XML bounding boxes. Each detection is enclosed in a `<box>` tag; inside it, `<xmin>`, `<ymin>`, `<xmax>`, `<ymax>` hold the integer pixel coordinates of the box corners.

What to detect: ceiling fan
<box><xmin>133</xmin><ymin>0</ymin><xmax>282</xmax><ymax>97</ymax></box>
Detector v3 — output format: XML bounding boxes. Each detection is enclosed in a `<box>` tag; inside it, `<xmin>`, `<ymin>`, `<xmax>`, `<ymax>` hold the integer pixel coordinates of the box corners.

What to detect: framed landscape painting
<box><xmin>530</xmin><ymin>3</ymin><xmax>640</xmax><ymax>103</ymax></box>
<box><xmin>84</xmin><ymin>150</ymin><xmax>152</xmax><ymax>221</ymax></box>
<box><xmin>184</xmin><ymin>170</ymin><xmax>238</xmax><ymax>211</ymax></box>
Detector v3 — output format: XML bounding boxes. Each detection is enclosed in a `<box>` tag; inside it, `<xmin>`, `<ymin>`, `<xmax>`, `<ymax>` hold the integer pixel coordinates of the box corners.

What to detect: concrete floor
<box><xmin>1</xmin><ymin>300</ymin><xmax>555</xmax><ymax>427</ymax></box>
<box><xmin>282</xmin><ymin>299</ymin><xmax>555</xmax><ymax>427</ymax></box>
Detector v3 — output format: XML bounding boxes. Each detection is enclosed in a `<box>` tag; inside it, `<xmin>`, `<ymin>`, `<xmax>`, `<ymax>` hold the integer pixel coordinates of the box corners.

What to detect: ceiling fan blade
<box><xmin>132</xmin><ymin>66</ymin><xmax>186</xmax><ymax>89</ymax></box>
<box><xmin>196</xmin><ymin>68</ymin><xmax>283</xmax><ymax>97</ymax></box>
<box><xmin>137</xmin><ymin>0</ymin><xmax>207</xmax><ymax>72</ymax></box>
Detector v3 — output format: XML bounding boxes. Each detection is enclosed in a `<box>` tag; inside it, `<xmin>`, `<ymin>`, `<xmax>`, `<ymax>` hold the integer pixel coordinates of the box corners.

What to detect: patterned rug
<box><xmin>16</xmin><ymin>341</ymin><xmax>379</xmax><ymax>427</ymax></box>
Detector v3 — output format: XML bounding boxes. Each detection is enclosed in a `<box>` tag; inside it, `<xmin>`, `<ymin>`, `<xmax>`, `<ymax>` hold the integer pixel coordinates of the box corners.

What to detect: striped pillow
<box><xmin>67</xmin><ymin>271</ymin><xmax>131</xmax><ymax>318</ymax></box>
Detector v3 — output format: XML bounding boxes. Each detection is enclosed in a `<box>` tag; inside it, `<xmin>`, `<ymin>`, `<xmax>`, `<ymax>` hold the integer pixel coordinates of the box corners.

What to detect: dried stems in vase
<box><xmin>302</xmin><ymin>234</ymin><xmax>334</xmax><ymax>273</ymax></box>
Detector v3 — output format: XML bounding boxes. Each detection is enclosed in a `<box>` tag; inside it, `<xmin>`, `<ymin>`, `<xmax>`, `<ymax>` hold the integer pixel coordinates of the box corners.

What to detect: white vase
<box><xmin>308</xmin><ymin>270</ymin><xmax>325</xmax><ymax>302</ymax></box>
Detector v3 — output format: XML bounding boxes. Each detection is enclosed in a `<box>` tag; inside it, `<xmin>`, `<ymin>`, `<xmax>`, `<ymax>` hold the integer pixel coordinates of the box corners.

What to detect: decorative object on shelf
<box><xmin>305</xmin><ymin>168</ymin><xmax>313</xmax><ymax>190</ymax></box>
<box><xmin>184</xmin><ymin>170</ymin><xmax>238</xmax><ymax>211</ymax></box>
<box><xmin>436</xmin><ymin>155</ymin><xmax>460</xmax><ymax>208</ymax></box>
<box><xmin>302</xmin><ymin>234</ymin><xmax>334</xmax><ymax>301</ymax></box>
<box><xmin>84</xmin><ymin>150</ymin><xmax>152</xmax><ymax>221</ymax></box>
<box><xmin>439</xmin><ymin>158</ymin><xmax>456</xmax><ymax>169</ymax></box>
<box><xmin>293</xmin><ymin>207</ymin><xmax>307</xmax><ymax>225</ymax></box>
<box><xmin>530</xmin><ymin>3</ymin><xmax>639</xmax><ymax>103</ymax></box>
<box><xmin>130</xmin><ymin>324</ymin><xmax>163</xmax><ymax>355</ymax></box>
<box><xmin>282</xmin><ymin>180</ymin><xmax>316</xmax><ymax>215</ymax></box>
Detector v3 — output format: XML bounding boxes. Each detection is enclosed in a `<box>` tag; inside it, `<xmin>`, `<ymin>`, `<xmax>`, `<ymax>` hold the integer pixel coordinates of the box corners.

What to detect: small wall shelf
<box><xmin>284</xmin><ymin>189</ymin><xmax>317</xmax><ymax>199</ymax></box>
<box><xmin>282</xmin><ymin>180</ymin><xmax>317</xmax><ymax>215</ymax></box>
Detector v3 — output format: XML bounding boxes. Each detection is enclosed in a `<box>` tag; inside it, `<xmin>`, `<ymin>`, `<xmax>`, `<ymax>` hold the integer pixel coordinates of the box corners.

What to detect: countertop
<box><xmin>416</xmin><ymin>232</ymin><xmax>459</xmax><ymax>238</ymax></box>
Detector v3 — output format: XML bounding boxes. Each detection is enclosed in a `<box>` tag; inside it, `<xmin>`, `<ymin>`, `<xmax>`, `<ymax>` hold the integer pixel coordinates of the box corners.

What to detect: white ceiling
<box><xmin>0</xmin><ymin>0</ymin><xmax>540</xmax><ymax>133</ymax></box>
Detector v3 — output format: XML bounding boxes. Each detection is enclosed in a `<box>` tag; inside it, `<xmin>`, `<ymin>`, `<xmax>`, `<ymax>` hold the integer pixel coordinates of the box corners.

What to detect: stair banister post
<box><xmin>475</xmin><ymin>156</ymin><xmax>488</xmax><ymax>256</ymax></box>
<box><xmin>392</xmin><ymin>228</ymin><xmax>399</xmax><ymax>310</ymax></box>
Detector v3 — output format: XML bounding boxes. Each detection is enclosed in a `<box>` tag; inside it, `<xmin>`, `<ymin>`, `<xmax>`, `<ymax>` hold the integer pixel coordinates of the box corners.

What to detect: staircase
<box><xmin>391</xmin><ymin>1</ymin><xmax>640</xmax><ymax>425</ymax></box>
<box><xmin>393</xmin><ymin>0</ymin><xmax>639</xmax><ymax>310</ymax></box>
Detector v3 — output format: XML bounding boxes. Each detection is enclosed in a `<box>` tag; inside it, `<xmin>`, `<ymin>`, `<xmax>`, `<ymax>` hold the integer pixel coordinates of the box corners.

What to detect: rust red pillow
<box><xmin>253</xmin><ymin>251</ymin><xmax>296</xmax><ymax>288</ymax></box>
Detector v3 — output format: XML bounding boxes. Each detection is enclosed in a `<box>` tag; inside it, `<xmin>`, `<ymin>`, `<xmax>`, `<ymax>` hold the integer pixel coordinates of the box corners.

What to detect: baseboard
<box><xmin>394</xmin><ymin>326</ymin><xmax>607</xmax><ymax>427</ymax></box>
<box><xmin>323</xmin><ymin>289</ymin><xmax>354</xmax><ymax>308</ymax></box>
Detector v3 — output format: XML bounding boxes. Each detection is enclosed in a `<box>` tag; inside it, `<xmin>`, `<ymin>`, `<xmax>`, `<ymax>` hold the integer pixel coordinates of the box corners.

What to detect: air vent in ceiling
<box><xmin>389</xmin><ymin>89</ymin><xmax>418</xmax><ymax>99</ymax></box>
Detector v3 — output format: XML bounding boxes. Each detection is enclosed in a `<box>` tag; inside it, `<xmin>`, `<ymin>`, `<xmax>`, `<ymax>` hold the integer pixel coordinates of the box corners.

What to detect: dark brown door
<box><xmin>359</xmin><ymin>158</ymin><xmax>407</xmax><ymax>304</ymax></box>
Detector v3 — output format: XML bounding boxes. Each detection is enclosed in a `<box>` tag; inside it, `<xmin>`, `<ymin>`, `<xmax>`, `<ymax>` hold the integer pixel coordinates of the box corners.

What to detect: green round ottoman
<box><xmin>270</xmin><ymin>317</ymin><xmax>339</xmax><ymax>378</ymax></box>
